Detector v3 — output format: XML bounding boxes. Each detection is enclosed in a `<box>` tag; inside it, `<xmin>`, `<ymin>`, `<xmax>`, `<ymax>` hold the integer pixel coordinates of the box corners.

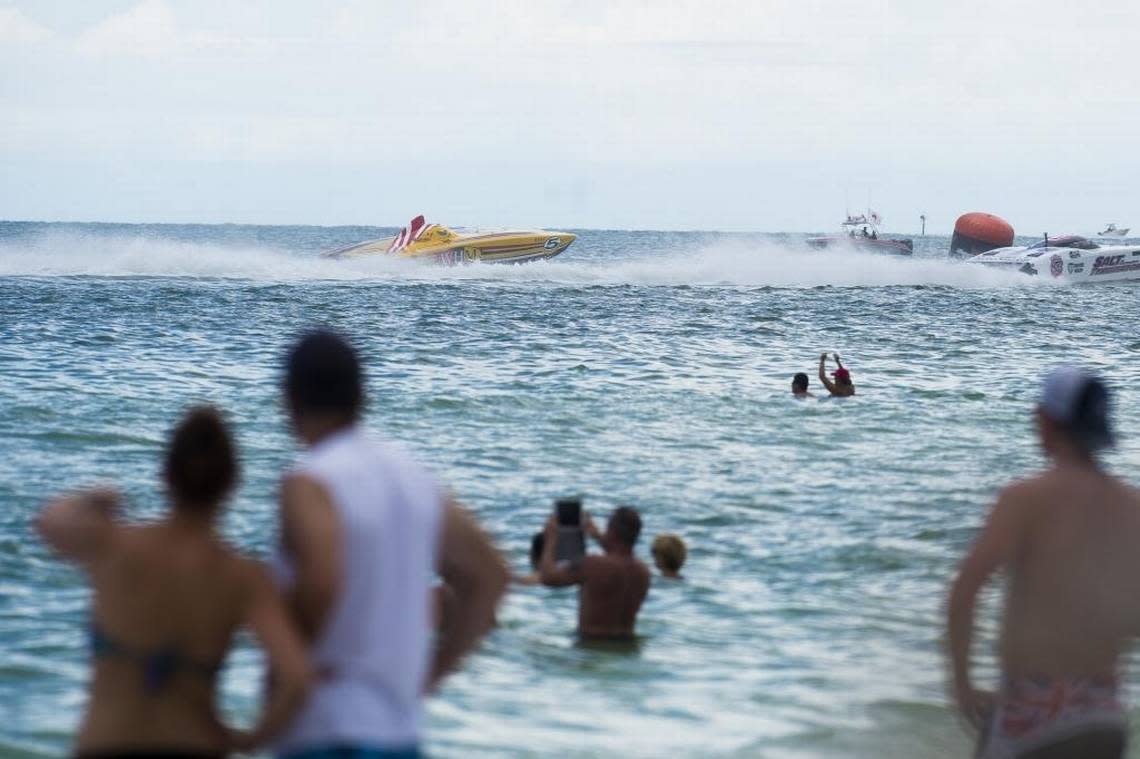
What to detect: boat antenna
<box><xmin>920</xmin><ymin>214</ymin><xmax>926</xmax><ymax>236</ymax></box>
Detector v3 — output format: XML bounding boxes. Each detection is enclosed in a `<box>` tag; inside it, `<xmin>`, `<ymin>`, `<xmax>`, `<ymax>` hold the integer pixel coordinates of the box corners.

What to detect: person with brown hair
<box><xmin>36</xmin><ymin>406</ymin><xmax>312</xmax><ymax>758</ymax></box>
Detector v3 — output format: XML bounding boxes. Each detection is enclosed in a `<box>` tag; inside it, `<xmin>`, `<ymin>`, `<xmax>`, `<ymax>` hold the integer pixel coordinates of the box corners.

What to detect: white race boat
<box><xmin>966</xmin><ymin>235</ymin><xmax>1140</xmax><ymax>282</ymax></box>
<box><xmin>1098</xmin><ymin>223</ymin><xmax>1130</xmax><ymax>237</ymax></box>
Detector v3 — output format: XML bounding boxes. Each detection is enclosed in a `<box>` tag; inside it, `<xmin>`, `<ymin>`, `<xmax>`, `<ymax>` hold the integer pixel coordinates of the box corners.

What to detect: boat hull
<box><xmin>967</xmin><ymin>244</ymin><xmax>1140</xmax><ymax>283</ymax></box>
<box><xmin>805</xmin><ymin>235</ymin><xmax>914</xmax><ymax>255</ymax></box>
<box><xmin>322</xmin><ymin>230</ymin><xmax>576</xmax><ymax>265</ymax></box>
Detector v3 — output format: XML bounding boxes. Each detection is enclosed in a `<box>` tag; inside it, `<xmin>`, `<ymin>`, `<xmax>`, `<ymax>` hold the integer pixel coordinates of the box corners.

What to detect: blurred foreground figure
<box><xmin>36</xmin><ymin>407</ymin><xmax>311</xmax><ymax>757</ymax></box>
<box><xmin>275</xmin><ymin>330</ymin><xmax>508</xmax><ymax>759</ymax></box>
<box><xmin>948</xmin><ymin>367</ymin><xmax>1137</xmax><ymax>759</ymax></box>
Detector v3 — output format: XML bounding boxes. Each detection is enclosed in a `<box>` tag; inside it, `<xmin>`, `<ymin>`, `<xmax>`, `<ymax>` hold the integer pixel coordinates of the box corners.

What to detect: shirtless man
<box><xmin>539</xmin><ymin>507</ymin><xmax>650</xmax><ymax>640</ymax></box>
<box><xmin>948</xmin><ymin>367</ymin><xmax>1138</xmax><ymax>759</ymax></box>
<box><xmin>819</xmin><ymin>352</ymin><xmax>855</xmax><ymax>397</ymax></box>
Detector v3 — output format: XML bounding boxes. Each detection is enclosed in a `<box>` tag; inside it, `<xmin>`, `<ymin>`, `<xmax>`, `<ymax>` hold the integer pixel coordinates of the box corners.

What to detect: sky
<box><xmin>3</xmin><ymin>0</ymin><xmax>1140</xmax><ymax>232</ymax></box>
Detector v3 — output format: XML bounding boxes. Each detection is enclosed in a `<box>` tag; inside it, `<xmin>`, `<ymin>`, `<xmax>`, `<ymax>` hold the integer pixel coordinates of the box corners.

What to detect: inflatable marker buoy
<box><xmin>950</xmin><ymin>212</ymin><xmax>1014</xmax><ymax>258</ymax></box>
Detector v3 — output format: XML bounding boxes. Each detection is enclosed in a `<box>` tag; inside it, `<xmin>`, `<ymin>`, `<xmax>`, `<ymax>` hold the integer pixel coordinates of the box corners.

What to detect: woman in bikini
<box><xmin>36</xmin><ymin>406</ymin><xmax>311</xmax><ymax>758</ymax></box>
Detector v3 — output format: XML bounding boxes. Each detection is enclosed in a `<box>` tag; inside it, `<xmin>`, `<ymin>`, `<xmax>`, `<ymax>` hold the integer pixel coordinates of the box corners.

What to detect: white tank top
<box><xmin>272</xmin><ymin>426</ymin><xmax>443</xmax><ymax>752</ymax></box>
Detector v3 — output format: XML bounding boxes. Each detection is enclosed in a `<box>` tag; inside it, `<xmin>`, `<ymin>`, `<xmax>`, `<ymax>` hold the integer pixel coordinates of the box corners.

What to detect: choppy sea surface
<box><xmin>2</xmin><ymin>221</ymin><xmax>1140</xmax><ymax>758</ymax></box>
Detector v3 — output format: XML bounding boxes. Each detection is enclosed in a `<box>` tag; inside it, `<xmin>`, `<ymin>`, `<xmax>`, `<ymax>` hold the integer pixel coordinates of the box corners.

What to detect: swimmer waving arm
<box><xmin>947</xmin><ymin>485</ymin><xmax>1030</xmax><ymax>727</ymax></box>
<box><xmin>818</xmin><ymin>353</ymin><xmax>838</xmax><ymax>395</ymax></box>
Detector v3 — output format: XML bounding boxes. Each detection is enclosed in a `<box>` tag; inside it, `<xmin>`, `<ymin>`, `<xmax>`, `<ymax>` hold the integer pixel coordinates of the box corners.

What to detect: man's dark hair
<box><xmin>284</xmin><ymin>329</ymin><xmax>363</xmax><ymax>417</ymax></box>
<box><xmin>1068</xmin><ymin>378</ymin><xmax>1115</xmax><ymax>453</ymax></box>
<box><xmin>164</xmin><ymin>406</ymin><xmax>238</xmax><ymax>510</ymax></box>
<box><xmin>609</xmin><ymin>506</ymin><xmax>642</xmax><ymax>548</ymax></box>
<box><xmin>792</xmin><ymin>373</ymin><xmax>809</xmax><ymax>391</ymax></box>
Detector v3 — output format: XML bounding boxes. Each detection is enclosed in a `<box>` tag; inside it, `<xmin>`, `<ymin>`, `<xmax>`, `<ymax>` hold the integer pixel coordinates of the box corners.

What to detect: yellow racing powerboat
<box><xmin>322</xmin><ymin>215</ymin><xmax>577</xmax><ymax>265</ymax></box>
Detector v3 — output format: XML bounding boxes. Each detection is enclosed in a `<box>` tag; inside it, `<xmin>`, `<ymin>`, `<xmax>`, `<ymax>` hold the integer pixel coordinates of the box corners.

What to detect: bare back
<box><xmin>1000</xmin><ymin>467</ymin><xmax>1140</xmax><ymax>678</ymax></box>
<box><xmin>79</xmin><ymin>522</ymin><xmax>255</xmax><ymax>753</ymax></box>
<box><xmin>578</xmin><ymin>554</ymin><xmax>651</xmax><ymax>639</ymax></box>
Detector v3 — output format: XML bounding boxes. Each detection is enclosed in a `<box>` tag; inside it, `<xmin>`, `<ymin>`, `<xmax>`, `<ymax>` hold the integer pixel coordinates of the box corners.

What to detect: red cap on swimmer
<box><xmin>832</xmin><ymin>368</ymin><xmax>851</xmax><ymax>381</ymax></box>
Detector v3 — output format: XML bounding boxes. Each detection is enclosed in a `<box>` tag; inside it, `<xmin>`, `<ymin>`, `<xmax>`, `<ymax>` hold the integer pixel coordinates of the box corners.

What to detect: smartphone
<box><xmin>554</xmin><ymin>497</ymin><xmax>585</xmax><ymax>564</ymax></box>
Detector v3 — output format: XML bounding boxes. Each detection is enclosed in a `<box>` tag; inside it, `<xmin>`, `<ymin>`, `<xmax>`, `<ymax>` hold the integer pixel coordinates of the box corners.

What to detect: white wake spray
<box><xmin>0</xmin><ymin>231</ymin><xmax>1038</xmax><ymax>289</ymax></box>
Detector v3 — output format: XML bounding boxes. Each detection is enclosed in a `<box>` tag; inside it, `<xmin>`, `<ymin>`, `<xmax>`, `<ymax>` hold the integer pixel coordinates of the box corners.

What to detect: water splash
<box><xmin>0</xmin><ymin>231</ymin><xmax>1036</xmax><ymax>289</ymax></box>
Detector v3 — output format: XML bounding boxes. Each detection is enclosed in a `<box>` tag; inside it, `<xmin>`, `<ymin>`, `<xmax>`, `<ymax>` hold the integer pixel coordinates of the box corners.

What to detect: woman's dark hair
<box><xmin>284</xmin><ymin>329</ymin><xmax>363</xmax><ymax>418</ymax></box>
<box><xmin>164</xmin><ymin>406</ymin><xmax>239</xmax><ymax>510</ymax></box>
<box><xmin>792</xmin><ymin>373</ymin><xmax>809</xmax><ymax>391</ymax></box>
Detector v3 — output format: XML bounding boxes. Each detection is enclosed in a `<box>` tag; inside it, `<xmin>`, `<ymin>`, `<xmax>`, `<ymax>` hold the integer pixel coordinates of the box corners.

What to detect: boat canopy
<box><xmin>1027</xmin><ymin>235</ymin><xmax>1098</xmax><ymax>250</ymax></box>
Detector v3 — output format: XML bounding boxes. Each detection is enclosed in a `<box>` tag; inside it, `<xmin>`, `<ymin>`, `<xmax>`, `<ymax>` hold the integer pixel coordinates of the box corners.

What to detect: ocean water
<box><xmin>2</xmin><ymin>221</ymin><xmax>1140</xmax><ymax>758</ymax></box>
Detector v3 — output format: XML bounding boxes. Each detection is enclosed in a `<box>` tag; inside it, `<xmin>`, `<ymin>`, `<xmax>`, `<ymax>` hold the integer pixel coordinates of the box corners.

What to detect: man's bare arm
<box><xmin>427</xmin><ymin>497</ymin><xmax>508</xmax><ymax>692</ymax></box>
<box><xmin>947</xmin><ymin>485</ymin><xmax>1027</xmax><ymax>726</ymax></box>
<box><xmin>818</xmin><ymin>353</ymin><xmax>838</xmax><ymax>394</ymax></box>
<box><xmin>280</xmin><ymin>473</ymin><xmax>342</xmax><ymax>644</ymax></box>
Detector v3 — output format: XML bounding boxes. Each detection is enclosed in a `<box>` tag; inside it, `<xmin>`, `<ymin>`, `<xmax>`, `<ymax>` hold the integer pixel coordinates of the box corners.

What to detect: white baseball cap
<box><xmin>1039</xmin><ymin>366</ymin><xmax>1115</xmax><ymax>451</ymax></box>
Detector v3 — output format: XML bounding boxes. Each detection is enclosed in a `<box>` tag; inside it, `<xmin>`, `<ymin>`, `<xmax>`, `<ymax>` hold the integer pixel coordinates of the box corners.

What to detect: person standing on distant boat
<box><xmin>36</xmin><ymin>407</ymin><xmax>312</xmax><ymax>757</ymax></box>
<box><xmin>273</xmin><ymin>330</ymin><xmax>508</xmax><ymax>759</ymax></box>
<box><xmin>539</xmin><ymin>507</ymin><xmax>650</xmax><ymax>640</ymax></box>
<box><xmin>819</xmin><ymin>353</ymin><xmax>855</xmax><ymax>397</ymax></box>
<box><xmin>948</xmin><ymin>367</ymin><xmax>1139</xmax><ymax>759</ymax></box>
<box><xmin>792</xmin><ymin>373</ymin><xmax>814</xmax><ymax>399</ymax></box>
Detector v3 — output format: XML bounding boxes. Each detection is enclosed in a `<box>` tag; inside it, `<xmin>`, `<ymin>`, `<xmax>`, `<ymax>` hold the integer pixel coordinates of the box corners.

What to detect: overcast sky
<box><xmin>3</xmin><ymin>1</ymin><xmax>1139</xmax><ymax>232</ymax></box>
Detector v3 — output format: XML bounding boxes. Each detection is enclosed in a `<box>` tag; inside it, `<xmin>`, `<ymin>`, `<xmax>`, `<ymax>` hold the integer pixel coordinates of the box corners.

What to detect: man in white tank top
<box><xmin>272</xmin><ymin>330</ymin><xmax>508</xmax><ymax>759</ymax></box>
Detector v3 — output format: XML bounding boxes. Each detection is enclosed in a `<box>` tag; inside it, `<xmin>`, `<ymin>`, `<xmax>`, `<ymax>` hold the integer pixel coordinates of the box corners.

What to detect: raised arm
<box><xmin>227</xmin><ymin>562</ymin><xmax>313</xmax><ymax>753</ymax></box>
<box><xmin>947</xmin><ymin>485</ymin><xmax>1027</xmax><ymax>727</ymax></box>
<box><xmin>279</xmin><ymin>473</ymin><xmax>342</xmax><ymax>644</ymax></box>
<box><xmin>35</xmin><ymin>489</ymin><xmax>119</xmax><ymax>566</ymax></box>
<box><xmin>818</xmin><ymin>353</ymin><xmax>838</xmax><ymax>394</ymax></box>
<box><xmin>833</xmin><ymin>353</ymin><xmax>845</xmax><ymax>371</ymax></box>
<box><xmin>427</xmin><ymin>497</ymin><xmax>509</xmax><ymax>693</ymax></box>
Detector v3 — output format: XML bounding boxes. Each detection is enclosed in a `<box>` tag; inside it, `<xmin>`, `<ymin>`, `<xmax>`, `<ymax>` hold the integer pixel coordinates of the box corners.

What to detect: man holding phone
<box><xmin>539</xmin><ymin>503</ymin><xmax>651</xmax><ymax>641</ymax></box>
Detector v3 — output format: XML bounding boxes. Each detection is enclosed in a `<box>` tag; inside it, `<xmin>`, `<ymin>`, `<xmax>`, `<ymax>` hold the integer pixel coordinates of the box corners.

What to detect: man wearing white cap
<box><xmin>947</xmin><ymin>367</ymin><xmax>1138</xmax><ymax>759</ymax></box>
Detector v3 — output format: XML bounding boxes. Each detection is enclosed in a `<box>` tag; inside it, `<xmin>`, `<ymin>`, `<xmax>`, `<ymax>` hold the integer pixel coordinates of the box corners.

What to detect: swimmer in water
<box><xmin>792</xmin><ymin>372</ymin><xmax>814</xmax><ymax>399</ymax></box>
<box><xmin>948</xmin><ymin>367</ymin><xmax>1139</xmax><ymax>759</ymax></box>
<box><xmin>651</xmin><ymin>534</ymin><xmax>687</xmax><ymax>580</ymax></box>
<box><xmin>539</xmin><ymin>507</ymin><xmax>650</xmax><ymax>640</ymax></box>
<box><xmin>819</xmin><ymin>353</ymin><xmax>855</xmax><ymax>397</ymax></box>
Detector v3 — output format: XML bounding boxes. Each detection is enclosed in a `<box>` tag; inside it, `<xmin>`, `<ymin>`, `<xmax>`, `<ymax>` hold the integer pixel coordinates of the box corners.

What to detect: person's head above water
<box><xmin>1037</xmin><ymin>366</ymin><xmax>1115</xmax><ymax>459</ymax></box>
<box><xmin>606</xmin><ymin>506</ymin><xmax>642</xmax><ymax>551</ymax></box>
<box><xmin>792</xmin><ymin>373</ymin><xmax>810</xmax><ymax>394</ymax></box>
<box><xmin>284</xmin><ymin>329</ymin><xmax>364</xmax><ymax>440</ymax></box>
<box><xmin>164</xmin><ymin>406</ymin><xmax>238</xmax><ymax>515</ymax></box>
<box><xmin>651</xmin><ymin>534</ymin><xmax>687</xmax><ymax>578</ymax></box>
<box><xmin>832</xmin><ymin>367</ymin><xmax>852</xmax><ymax>386</ymax></box>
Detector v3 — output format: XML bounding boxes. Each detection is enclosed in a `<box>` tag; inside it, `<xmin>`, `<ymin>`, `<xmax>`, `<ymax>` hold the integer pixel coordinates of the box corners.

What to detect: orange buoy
<box><xmin>950</xmin><ymin>212</ymin><xmax>1014</xmax><ymax>258</ymax></box>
